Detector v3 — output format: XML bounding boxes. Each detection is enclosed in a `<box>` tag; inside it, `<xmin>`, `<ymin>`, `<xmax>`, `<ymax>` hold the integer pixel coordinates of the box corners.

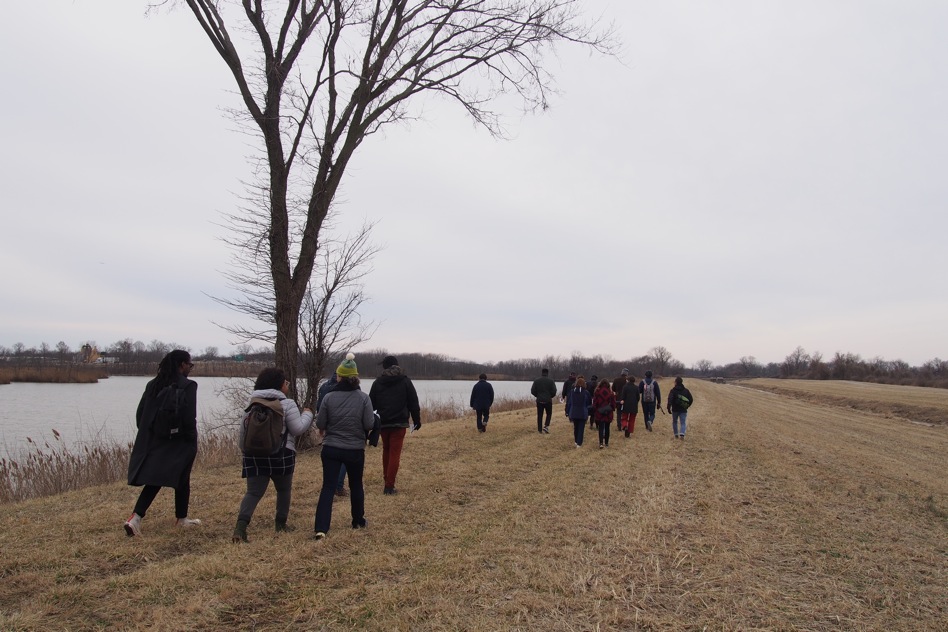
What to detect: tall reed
<box><xmin>0</xmin><ymin>396</ymin><xmax>534</xmax><ymax>505</ymax></box>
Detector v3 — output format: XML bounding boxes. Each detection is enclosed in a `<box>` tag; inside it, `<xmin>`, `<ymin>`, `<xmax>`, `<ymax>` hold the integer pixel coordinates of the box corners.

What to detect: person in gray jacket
<box><xmin>313</xmin><ymin>353</ymin><xmax>375</xmax><ymax>539</ymax></box>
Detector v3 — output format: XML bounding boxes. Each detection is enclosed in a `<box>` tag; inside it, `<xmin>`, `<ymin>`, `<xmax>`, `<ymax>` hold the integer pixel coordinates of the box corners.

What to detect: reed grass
<box><xmin>0</xmin><ymin>365</ymin><xmax>107</xmax><ymax>384</ymax></box>
<box><xmin>0</xmin><ymin>397</ymin><xmax>531</xmax><ymax>505</ymax></box>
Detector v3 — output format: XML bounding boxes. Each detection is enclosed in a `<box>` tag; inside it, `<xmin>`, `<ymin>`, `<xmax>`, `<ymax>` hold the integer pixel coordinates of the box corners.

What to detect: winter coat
<box><xmin>565</xmin><ymin>386</ymin><xmax>592</xmax><ymax>422</ymax></box>
<box><xmin>369</xmin><ymin>367</ymin><xmax>421</xmax><ymax>429</ymax></box>
<box><xmin>470</xmin><ymin>379</ymin><xmax>494</xmax><ymax>410</ymax></box>
<box><xmin>560</xmin><ymin>377</ymin><xmax>576</xmax><ymax>399</ymax></box>
<box><xmin>611</xmin><ymin>376</ymin><xmax>628</xmax><ymax>399</ymax></box>
<box><xmin>530</xmin><ymin>375</ymin><xmax>558</xmax><ymax>404</ymax></box>
<box><xmin>128</xmin><ymin>374</ymin><xmax>198</xmax><ymax>488</ymax></box>
<box><xmin>592</xmin><ymin>386</ymin><xmax>617</xmax><ymax>423</ymax></box>
<box><xmin>315</xmin><ymin>376</ymin><xmax>338</xmax><ymax>413</ymax></box>
<box><xmin>620</xmin><ymin>382</ymin><xmax>640</xmax><ymax>414</ymax></box>
<box><xmin>316</xmin><ymin>382</ymin><xmax>376</xmax><ymax>450</ymax></box>
<box><xmin>667</xmin><ymin>384</ymin><xmax>695</xmax><ymax>413</ymax></box>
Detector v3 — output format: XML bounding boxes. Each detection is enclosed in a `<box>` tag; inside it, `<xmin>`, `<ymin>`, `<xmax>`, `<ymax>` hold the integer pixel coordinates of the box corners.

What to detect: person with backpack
<box><xmin>530</xmin><ymin>368</ymin><xmax>558</xmax><ymax>433</ymax></box>
<box><xmin>231</xmin><ymin>367</ymin><xmax>314</xmax><ymax>543</ymax></box>
<box><xmin>639</xmin><ymin>370</ymin><xmax>661</xmax><ymax>432</ymax></box>
<box><xmin>314</xmin><ymin>354</ymin><xmax>376</xmax><ymax>539</ymax></box>
<box><xmin>666</xmin><ymin>376</ymin><xmax>694</xmax><ymax>440</ymax></box>
<box><xmin>619</xmin><ymin>376</ymin><xmax>640</xmax><ymax>436</ymax></box>
<box><xmin>369</xmin><ymin>355</ymin><xmax>421</xmax><ymax>495</ymax></box>
<box><xmin>470</xmin><ymin>374</ymin><xmax>495</xmax><ymax>433</ymax></box>
<box><xmin>124</xmin><ymin>350</ymin><xmax>202</xmax><ymax>537</ymax></box>
<box><xmin>565</xmin><ymin>376</ymin><xmax>592</xmax><ymax>448</ymax></box>
<box><xmin>593</xmin><ymin>378</ymin><xmax>617</xmax><ymax>448</ymax></box>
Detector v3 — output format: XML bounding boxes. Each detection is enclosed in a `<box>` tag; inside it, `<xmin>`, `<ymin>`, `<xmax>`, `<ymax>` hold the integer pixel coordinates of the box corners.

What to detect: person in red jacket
<box><xmin>592</xmin><ymin>378</ymin><xmax>616</xmax><ymax>449</ymax></box>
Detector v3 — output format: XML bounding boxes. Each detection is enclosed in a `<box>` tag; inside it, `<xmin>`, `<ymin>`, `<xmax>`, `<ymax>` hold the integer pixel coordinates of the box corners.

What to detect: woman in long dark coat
<box><xmin>124</xmin><ymin>349</ymin><xmax>201</xmax><ymax>536</ymax></box>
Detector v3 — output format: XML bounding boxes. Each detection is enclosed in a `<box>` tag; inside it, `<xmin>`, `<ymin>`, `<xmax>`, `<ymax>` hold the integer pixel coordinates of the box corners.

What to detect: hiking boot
<box><xmin>124</xmin><ymin>513</ymin><xmax>142</xmax><ymax>537</ymax></box>
<box><xmin>176</xmin><ymin>517</ymin><xmax>202</xmax><ymax>528</ymax></box>
<box><xmin>232</xmin><ymin>520</ymin><xmax>248</xmax><ymax>543</ymax></box>
<box><xmin>335</xmin><ymin>487</ymin><xmax>349</xmax><ymax>498</ymax></box>
<box><xmin>352</xmin><ymin>518</ymin><xmax>367</xmax><ymax>529</ymax></box>
<box><xmin>383</xmin><ymin>487</ymin><xmax>398</xmax><ymax>495</ymax></box>
<box><xmin>275</xmin><ymin>519</ymin><xmax>294</xmax><ymax>533</ymax></box>
<box><xmin>625</xmin><ymin>430</ymin><xmax>630</xmax><ymax>438</ymax></box>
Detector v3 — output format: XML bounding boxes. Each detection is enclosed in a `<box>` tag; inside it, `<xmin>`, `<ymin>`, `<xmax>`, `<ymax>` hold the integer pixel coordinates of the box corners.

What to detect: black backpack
<box><xmin>152</xmin><ymin>384</ymin><xmax>184</xmax><ymax>440</ymax></box>
<box><xmin>241</xmin><ymin>399</ymin><xmax>286</xmax><ymax>457</ymax></box>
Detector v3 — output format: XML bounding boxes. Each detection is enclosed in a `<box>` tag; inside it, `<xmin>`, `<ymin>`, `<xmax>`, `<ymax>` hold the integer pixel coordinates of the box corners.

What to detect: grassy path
<box><xmin>1</xmin><ymin>379</ymin><xmax>945</xmax><ymax>630</ymax></box>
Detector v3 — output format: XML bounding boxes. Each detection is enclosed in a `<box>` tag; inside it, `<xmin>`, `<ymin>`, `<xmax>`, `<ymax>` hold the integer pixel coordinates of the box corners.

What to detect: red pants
<box><xmin>620</xmin><ymin>412</ymin><xmax>637</xmax><ymax>434</ymax></box>
<box><xmin>380</xmin><ymin>427</ymin><xmax>407</xmax><ymax>488</ymax></box>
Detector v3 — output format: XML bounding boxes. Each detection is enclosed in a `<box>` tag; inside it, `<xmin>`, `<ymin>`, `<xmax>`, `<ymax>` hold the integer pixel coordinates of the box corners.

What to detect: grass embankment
<box><xmin>0</xmin><ymin>380</ymin><xmax>945</xmax><ymax>630</ymax></box>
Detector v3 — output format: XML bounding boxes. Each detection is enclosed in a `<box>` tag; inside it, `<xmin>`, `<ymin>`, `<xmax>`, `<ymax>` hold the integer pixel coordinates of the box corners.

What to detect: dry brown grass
<box><xmin>737</xmin><ymin>378</ymin><xmax>948</xmax><ymax>426</ymax></box>
<box><xmin>0</xmin><ymin>365</ymin><xmax>107</xmax><ymax>384</ymax></box>
<box><xmin>0</xmin><ymin>380</ymin><xmax>944</xmax><ymax>630</ymax></box>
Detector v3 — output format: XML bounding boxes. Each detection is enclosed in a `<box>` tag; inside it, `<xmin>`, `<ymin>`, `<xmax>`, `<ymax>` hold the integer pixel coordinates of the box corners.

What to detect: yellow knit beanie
<box><xmin>336</xmin><ymin>352</ymin><xmax>358</xmax><ymax>378</ymax></box>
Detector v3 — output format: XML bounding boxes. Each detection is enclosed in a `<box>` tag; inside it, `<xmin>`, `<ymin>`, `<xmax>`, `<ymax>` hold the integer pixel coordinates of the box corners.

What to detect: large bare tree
<box><xmin>165</xmin><ymin>0</ymin><xmax>613</xmax><ymax>391</ymax></box>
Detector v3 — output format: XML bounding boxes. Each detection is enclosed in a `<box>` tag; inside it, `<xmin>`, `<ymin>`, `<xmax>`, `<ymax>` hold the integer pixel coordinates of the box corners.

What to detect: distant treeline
<box><xmin>1</xmin><ymin>340</ymin><xmax>945</xmax><ymax>389</ymax></box>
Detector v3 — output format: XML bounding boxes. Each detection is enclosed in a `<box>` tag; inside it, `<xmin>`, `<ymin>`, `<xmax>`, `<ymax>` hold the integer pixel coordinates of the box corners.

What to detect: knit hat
<box><xmin>336</xmin><ymin>352</ymin><xmax>358</xmax><ymax>377</ymax></box>
<box><xmin>382</xmin><ymin>355</ymin><xmax>399</xmax><ymax>369</ymax></box>
<box><xmin>621</xmin><ymin>368</ymin><xmax>629</xmax><ymax>376</ymax></box>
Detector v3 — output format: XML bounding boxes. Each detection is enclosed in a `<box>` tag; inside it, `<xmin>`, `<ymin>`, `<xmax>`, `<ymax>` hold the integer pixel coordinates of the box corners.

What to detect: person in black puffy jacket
<box><xmin>369</xmin><ymin>355</ymin><xmax>421</xmax><ymax>495</ymax></box>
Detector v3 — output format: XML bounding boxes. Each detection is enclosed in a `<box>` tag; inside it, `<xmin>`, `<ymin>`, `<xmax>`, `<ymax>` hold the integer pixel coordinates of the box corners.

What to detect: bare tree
<box><xmin>298</xmin><ymin>223</ymin><xmax>380</xmax><ymax>406</ymax></box>
<box><xmin>782</xmin><ymin>346</ymin><xmax>810</xmax><ymax>377</ymax></box>
<box><xmin>162</xmin><ymin>0</ymin><xmax>614</xmax><ymax>394</ymax></box>
<box><xmin>648</xmin><ymin>346</ymin><xmax>674</xmax><ymax>376</ymax></box>
<box><xmin>693</xmin><ymin>359</ymin><xmax>713</xmax><ymax>375</ymax></box>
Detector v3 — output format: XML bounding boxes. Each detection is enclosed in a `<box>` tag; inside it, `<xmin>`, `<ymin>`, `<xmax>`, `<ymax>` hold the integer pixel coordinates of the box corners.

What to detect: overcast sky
<box><xmin>1</xmin><ymin>1</ymin><xmax>945</xmax><ymax>368</ymax></box>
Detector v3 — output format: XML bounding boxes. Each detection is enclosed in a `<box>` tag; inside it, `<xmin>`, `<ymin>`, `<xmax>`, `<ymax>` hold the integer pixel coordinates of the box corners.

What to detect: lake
<box><xmin>0</xmin><ymin>376</ymin><xmax>537</xmax><ymax>453</ymax></box>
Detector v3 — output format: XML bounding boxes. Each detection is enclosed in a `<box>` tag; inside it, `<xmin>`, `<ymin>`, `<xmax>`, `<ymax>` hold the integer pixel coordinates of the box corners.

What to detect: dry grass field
<box><xmin>736</xmin><ymin>378</ymin><xmax>948</xmax><ymax>426</ymax></box>
<box><xmin>0</xmin><ymin>379</ymin><xmax>945</xmax><ymax>631</ymax></box>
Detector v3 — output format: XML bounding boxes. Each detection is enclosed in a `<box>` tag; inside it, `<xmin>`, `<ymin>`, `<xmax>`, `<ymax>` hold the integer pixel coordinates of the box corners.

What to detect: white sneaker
<box><xmin>124</xmin><ymin>513</ymin><xmax>142</xmax><ymax>537</ymax></box>
<box><xmin>176</xmin><ymin>517</ymin><xmax>202</xmax><ymax>528</ymax></box>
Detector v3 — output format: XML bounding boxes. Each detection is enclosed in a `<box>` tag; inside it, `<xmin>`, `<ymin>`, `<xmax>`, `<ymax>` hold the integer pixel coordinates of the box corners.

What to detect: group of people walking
<box><xmin>123</xmin><ymin>350</ymin><xmax>420</xmax><ymax>542</ymax></box>
<box><xmin>536</xmin><ymin>368</ymin><xmax>694</xmax><ymax>448</ymax></box>
<box><xmin>123</xmin><ymin>351</ymin><xmax>693</xmax><ymax>542</ymax></box>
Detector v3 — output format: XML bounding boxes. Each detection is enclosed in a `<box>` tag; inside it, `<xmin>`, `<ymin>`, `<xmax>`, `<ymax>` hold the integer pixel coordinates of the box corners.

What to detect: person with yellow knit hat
<box><xmin>313</xmin><ymin>353</ymin><xmax>376</xmax><ymax>539</ymax></box>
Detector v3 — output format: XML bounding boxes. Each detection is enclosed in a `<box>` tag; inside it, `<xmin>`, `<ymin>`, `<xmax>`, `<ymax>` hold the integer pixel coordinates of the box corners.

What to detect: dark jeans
<box><xmin>536</xmin><ymin>401</ymin><xmax>552</xmax><ymax>431</ymax></box>
<box><xmin>315</xmin><ymin>445</ymin><xmax>365</xmax><ymax>533</ymax></box>
<box><xmin>597</xmin><ymin>420</ymin><xmax>611</xmax><ymax>446</ymax></box>
<box><xmin>572</xmin><ymin>419</ymin><xmax>586</xmax><ymax>446</ymax></box>
<box><xmin>133</xmin><ymin>460</ymin><xmax>194</xmax><ymax>519</ymax></box>
<box><xmin>238</xmin><ymin>473</ymin><xmax>293</xmax><ymax>524</ymax></box>
<box><xmin>475</xmin><ymin>408</ymin><xmax>490</xmax><ymax>431</ymax></box>
<box><xmin>642</xmin><ymin>402</ymin><xmax>657</xmax><ymax>426</ymax></box>
<box><xmin>337</xmin><ymin>464</ymin><xmax>347</xmax><ymax>491</ymax></box>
